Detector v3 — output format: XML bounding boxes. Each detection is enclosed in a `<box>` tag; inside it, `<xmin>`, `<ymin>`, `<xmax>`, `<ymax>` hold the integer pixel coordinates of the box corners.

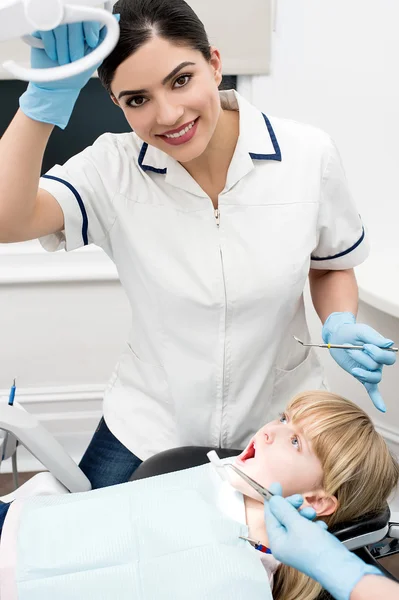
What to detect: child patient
<box><xmin>0</xmin><ymin>390</ymin><xmax>397</xmax><ymax>600</ymax></box>
<box><xmin>234</xmin><ymin>390</ymin><xmax>399</xmax><ymax>600</ymax></box>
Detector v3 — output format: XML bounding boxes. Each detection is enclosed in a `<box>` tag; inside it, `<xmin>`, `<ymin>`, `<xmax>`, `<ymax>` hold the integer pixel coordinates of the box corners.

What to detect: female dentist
<box><xmin>0</xmin><ymin>0</ymin><xmax>396</xmax><ymax>489</ymax></box>
<box><xmin>264</xmin><ymin>484</ymin><xmax>399</xmax><ymax>600</ymax></box>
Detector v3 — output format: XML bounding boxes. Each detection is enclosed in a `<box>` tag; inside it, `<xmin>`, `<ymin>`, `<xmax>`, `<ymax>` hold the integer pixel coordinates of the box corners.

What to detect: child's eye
<box><xmin>291</xmin><ymin>435</ymin><xmax>300</xmax><ymax>450</ymax></box>
<box><xmin>279</xmin><ymin>412</ymin><xmax>288</xmax><ymax>424</ymax></box>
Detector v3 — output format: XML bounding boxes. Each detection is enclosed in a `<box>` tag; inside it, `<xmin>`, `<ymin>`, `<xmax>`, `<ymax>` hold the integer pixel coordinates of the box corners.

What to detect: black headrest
<box><xmin>131</xmin><ymin>446</ymin><xmax>241</xmax><ymax>480</ymax></box>
<box><xmin>331</xmin><ymin>504</ymin><xmax>391</xmax><ymax>542</ymax></box>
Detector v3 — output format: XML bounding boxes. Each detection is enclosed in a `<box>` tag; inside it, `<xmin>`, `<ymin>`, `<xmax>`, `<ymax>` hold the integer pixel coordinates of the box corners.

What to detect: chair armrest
<box><xmin>0</xmin><ymin>403</ymin><xmax>91</xmax><ymax>493</ymax></box>
<box><xmin>331</xmin><ymin>504</ymin><xmax>390</xmax><ymax>550</ymax></box>
<box><xmin>388</xmin><ymin>511</ymin><xmax>399</xmax><ymax>539</ymax></box>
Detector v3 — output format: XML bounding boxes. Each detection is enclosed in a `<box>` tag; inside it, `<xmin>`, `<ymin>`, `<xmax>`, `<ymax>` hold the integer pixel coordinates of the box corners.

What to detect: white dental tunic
<box><xmin>38</xmin><ymin>90</ymin><xmax>369</xmax><ymax>460</ymax></box>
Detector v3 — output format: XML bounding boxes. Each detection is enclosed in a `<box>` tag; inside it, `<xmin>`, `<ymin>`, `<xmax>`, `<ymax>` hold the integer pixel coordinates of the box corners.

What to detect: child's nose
<box><xmin>262</xmin><ymin>429</ymin><xmax>275</xmax><ymax>444</ymax></box>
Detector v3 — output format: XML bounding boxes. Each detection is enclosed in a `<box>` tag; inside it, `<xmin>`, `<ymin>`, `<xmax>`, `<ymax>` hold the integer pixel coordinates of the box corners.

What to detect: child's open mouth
<box><xmin>237</xmin><ymin>439</ymin><xmax>256</xmax><ymax>464</ymax></box>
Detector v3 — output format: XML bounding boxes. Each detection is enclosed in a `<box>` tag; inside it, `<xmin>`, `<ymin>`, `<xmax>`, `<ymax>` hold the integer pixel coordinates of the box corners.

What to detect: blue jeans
<box><xmin>79</xmin><ymin>417</ymin><xmax>143</xmax><ymax>489</ymax></box>
<box><xmin>0</xmin><ymin>501</ymin><xmax>10</xmax><ymax>534</ymax></box>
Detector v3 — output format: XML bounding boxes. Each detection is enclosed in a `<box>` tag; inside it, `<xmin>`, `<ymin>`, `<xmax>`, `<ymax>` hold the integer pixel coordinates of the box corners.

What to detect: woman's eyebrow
<box><xmin>117</xmin><ymin>61</ymin><xmax>196</xmax><ymax>100</ymax></box>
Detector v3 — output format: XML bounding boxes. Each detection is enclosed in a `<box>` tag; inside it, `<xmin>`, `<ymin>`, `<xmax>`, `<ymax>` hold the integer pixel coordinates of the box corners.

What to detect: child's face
<box><xmin>231</xmin><ymin>410</ymin><xmax>324</xmax><ymax>501</ymax></box>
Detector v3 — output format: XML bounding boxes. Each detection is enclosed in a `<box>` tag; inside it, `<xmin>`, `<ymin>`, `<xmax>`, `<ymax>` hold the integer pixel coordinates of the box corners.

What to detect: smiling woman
<box><xmin>102</xmin><ymin>34</ymin><xmax>234</xmax><ymax>168</ymax></box>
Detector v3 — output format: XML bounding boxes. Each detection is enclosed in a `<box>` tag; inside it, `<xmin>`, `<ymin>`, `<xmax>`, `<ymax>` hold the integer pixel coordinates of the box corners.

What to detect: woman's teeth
<box><xmin>164</xmin><ymin>120</ymin><xmax>196</xmax><ymax>138</ymax></box>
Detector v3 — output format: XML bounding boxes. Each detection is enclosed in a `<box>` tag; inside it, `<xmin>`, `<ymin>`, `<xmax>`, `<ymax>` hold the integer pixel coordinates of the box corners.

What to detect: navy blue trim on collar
<box><xmin>138</xmin><ymin>143</ymin><xmax>167</xmax><ymax>174</ymax></box>
<box><xmin>249</xmin><ymin>114</ymin><xmax>282</xmax><ymax>162</ymax></box>
<box><xmin>311</xmin><ymin>227</ymin><xmax>365</xmax><ymax>261</ymax></box>
<box><xmin>42</xmin><ymin>174</ymin><xmax>88</xmax><ymax>246</ymax></box>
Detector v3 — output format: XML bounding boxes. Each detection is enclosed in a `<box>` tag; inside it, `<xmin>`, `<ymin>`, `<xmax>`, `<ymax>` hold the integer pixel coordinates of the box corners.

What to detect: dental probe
<box><xmin>207</xmin><ymin>450</ymin><xmax>274</xmax><ymax>501</ymax></box>
<box><xmin>207</xmin><ymin>452</ymin><xmax>274</xmax><ymax>554</ymax></box>
<box><xmin>238</xmin><ymin>536</ymin><xmax>272</xmax><ymax>554</ymax></box>
<box><xmin>294</xmin><ymin>336</ymin><xmax>398</xmax><ymax>352</ymax></box>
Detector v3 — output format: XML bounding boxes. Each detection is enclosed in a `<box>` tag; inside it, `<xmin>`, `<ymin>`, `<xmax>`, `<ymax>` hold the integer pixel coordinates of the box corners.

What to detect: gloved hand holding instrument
<box><xmin>0</xmin><ymin>1</ymin><xmax>120</xmax><ymax>129</ymax></box>
<box><xmin>264</xmin><ymin>483</ymin><xmax>384</xmax><ymax>600</ymax></box>
<box><xmin>295</xmin><ymin>311</ymin><xmax>397</xmax><ymax>412</ymax></box>
<box><xmin>322</xmin><ymin>311</ymin><xmax>397</xmax><ymax>412</ymax></box>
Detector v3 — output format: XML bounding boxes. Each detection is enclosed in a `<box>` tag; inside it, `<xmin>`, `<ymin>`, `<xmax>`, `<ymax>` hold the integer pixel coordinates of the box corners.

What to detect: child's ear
<box><xmin>303</xmin><ymin>490</ymin><xmax>338</xmax><ymax>517</ymax></box>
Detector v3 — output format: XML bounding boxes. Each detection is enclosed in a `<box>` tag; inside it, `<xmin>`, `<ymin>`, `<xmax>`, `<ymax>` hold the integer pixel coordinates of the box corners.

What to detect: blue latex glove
<box><xmin>322</xmin><ymin>312</ymin><xmax>396</xmax><ymax>412</ymax></box>
<box><xmin>268</xmin><ymin>482</ymin><xmax>317</xmax><ymax>521</ymax></box>
<box><xmin>264</xmin><ymin>483</ymin><xmax>382</xmax><ymax>600</ymax></box>
<box><xmin>19</xmin><ymin>18</ymin><xmax>117</xmax><ymax>129</ymax></box>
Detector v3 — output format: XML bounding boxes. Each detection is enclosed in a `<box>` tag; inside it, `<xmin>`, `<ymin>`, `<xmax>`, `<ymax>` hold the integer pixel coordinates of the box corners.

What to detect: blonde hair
<box><xmin>272</xmin><ymin>391</ymin><xmax>399</xmax><ymax>600</ymax></box>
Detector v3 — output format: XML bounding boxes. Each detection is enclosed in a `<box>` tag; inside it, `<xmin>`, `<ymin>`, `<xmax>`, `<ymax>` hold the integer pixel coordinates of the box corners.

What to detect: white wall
<box><xmin>251</xmin><ymin>0</ymin><xmax>399</xmax><ymax>246</ymax></box>
<box><xmin>249</xmin><ymin>0</ymin><xmax>399</xmax><ymax>506</ymax></box>
<box><xmin>0</xmin><ymin>243</ymin><xmax>130</xmax><ymax>472</ymax></box>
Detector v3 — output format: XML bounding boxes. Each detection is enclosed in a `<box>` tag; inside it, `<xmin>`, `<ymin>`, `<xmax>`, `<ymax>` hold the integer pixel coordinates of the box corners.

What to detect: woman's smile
<box><xmin>157</xmin><ymin>117</ymin><xmax>200</xmax><ymax>146</ymax></box>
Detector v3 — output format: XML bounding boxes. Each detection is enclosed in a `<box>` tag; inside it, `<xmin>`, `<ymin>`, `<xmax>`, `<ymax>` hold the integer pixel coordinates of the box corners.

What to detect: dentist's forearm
<box><xmin>309</xmin><ymin>268</ymin><xmax>358</xmax><ymax>324</ymax></box>
<box><xmin>351</xmin><ymin>574</ymin><xmax>399</xmax><ymax>600</ymax></box>
<box><xmin>0</xmin><ymin>109</ymin><xmax>53</xmax><ymax>238</ymax></box>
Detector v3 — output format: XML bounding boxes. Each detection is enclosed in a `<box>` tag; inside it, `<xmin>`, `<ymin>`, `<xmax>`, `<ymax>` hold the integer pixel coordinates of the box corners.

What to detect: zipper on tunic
<box><xmin>213</xmin><ymin>204</ymin><xmax>227</xmax><ymax>447</ymax></box>
<box><xmin>218</xmin><ymin>245</ymin><xmax>228</xmax><ymax>447</ymax></box>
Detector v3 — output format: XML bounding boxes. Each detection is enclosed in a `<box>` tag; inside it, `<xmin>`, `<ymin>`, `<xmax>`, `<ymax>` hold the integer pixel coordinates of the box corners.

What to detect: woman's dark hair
<box><xmin>98</xmin><ymin>0</ymin><xmax>212</xmax><ymax>94</ymax></box>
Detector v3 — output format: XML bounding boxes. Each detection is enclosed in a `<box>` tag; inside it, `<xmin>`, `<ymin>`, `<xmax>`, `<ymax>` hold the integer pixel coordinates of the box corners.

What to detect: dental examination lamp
<box><xmin>0</xmin><ymin>0</ymin><xmax>119</xmax><ymax>82</ymax></box>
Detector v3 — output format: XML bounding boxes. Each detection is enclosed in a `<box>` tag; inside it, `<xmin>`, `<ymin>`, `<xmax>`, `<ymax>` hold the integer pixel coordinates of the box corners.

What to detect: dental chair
<box><xmin>130</xmin><ymin>445</ymin><xmax>399</xmax><ymax>585</ymax></box>
<box><xmin>0</xmin><ymin>403</ymin><xmax>398</xmax><ymax>588</ymax></box>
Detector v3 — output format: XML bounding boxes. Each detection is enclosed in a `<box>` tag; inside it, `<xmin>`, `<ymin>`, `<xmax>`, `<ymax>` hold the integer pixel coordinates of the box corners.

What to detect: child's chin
<box><xmin>227</xmin><ymin>470</ymin><xmax>264</xmax><ymax>502</ymax></box>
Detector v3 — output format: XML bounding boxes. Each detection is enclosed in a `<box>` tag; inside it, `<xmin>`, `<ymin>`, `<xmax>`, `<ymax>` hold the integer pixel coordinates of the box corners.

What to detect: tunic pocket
<box><xmin>115</xmin><ymin>342</ymin><xmax>171</xmax><ymax>405</ymax></box>
<box><xmin>269</xmin><ymin>348</ymin><xmax>326</xmax><ymax>417</ymax></box>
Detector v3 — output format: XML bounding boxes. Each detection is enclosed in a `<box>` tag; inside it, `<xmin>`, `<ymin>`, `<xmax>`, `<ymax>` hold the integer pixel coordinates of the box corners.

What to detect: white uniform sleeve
<box><xmin>310</xmin><ymin>138</ymin><xmax>369</xmax><ymax>270</ymax></box>
<box><xmin>38</xmin><ymin>133</ymin><xmax>121</xmax><ymax>252</ymax></box>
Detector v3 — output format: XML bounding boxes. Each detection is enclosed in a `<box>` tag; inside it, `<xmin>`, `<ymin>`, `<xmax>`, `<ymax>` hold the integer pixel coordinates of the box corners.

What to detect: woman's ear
<box><xmin>302</xmin><ymin>490</ymin><xmax>338</xmax><ymax>517</ymax></box>
<box><xmin>110</xmin><ymin>94</ymin><xmax>120</xmax><ymax>108</ymax></box>
<box><xmin>209</xmin><ymin>46</ymin><xmax>223</xmax><ymax>85</ymax></box>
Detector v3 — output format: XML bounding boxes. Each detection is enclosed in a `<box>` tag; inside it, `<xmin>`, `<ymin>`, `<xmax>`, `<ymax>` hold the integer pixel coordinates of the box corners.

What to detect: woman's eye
<box><xmin>291</xmin><ymin>435</ymin><xmax>300</xmax><ymax>450</ymax></box>
<box><xmin>279</xmin><ymin>412</ymin><xmax>288</xmax><ymax>424</ymax></box>
<box><xmin>127</xmin><ymin>96</ymin><xmax>148</xmax><ymax>108</ymax></box>
<box><xmin>174</xmin><ymin>74</ymin><xmax>191</xmax><ymax>88</ymax></box>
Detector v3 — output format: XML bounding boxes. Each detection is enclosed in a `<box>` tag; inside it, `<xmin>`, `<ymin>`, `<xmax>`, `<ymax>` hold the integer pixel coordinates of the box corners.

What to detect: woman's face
<box><xmin>231</xmin><ymin>410</ymin><xmax>325</xmax><ymax>501</ymax></box>
<box><xmin>110</xmin><ymin>36</ymin><xmax>223</xmax><ymax>163</ymax></box>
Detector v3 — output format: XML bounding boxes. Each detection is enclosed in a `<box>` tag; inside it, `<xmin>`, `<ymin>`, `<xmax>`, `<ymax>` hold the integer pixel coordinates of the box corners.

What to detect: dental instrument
<box><xmin>239</xmin><ymin>536</ymin><xmax>272</xmax><ymax>554</ymax></box>
<box><xmin>2</xmin><ymin>378</ymin><xmax>17</xmax><ymax>459</ymax></box>
<box><xmin>1</xmin><ymin>378</ymin><xmax>19</xmax><ymax>489</ymax></box>
<box><xmin>293</xmin><ymin>335</ymin><xmax>398</xmax><ymax>353</ymax></box>
<box><xmin>8</xmin><ymin>378</ymin><xmax>16</xmax><ymax>406</ymax></box>
<box><xmin>207</xmin><ymin>450</ymin><xmax>274</xmax><ymax>501</ymax></box>
<box><xmin>208</xmin><ymin>451</ymin><xmax>274</xmax><ymax>555</ymax></box>
<box><xmin>0</xmin><ymin>0</ymin><xmax>120</xmax><ymax>82</ymax></box>
<box><xmin>9</xmin><ymin>378</ymin><xmax>18</xmax><ymax>488</ymax></box>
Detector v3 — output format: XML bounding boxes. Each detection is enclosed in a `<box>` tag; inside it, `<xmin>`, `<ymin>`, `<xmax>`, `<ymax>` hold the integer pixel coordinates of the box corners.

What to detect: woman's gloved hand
<box><xmin>264</xmin><ymin>483</ymin><xmax>382</xmax><ymax>600</ymax></box>
<box><xmin>19</xmin><ymin>17</ymin><xmax>119</xmax><ymax>129</ymax></box>
<box><xmin>268</xmin><ymin>482</ymin><xmax>317</xmax><ymax>521</ymax></box>
<box><xmin>322</xmin><ymin>312</ymin><xmax>396</xmax><ymax>412</ymax></box>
